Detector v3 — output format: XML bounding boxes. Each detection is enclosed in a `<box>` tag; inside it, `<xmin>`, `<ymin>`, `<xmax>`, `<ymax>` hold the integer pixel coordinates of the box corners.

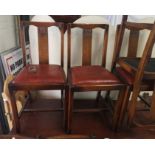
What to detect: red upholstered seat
<box><xmin>71</xmin><ymin>66</ymin><xmax>121</xmax><ymax>85</ymax></box>
<box><xmin>12</xmin><ymin>64</ymin><xmax>66</xmax><ymax>86</ymax></box>
<box><xmin>115</xmin><ymin>67</ymin><xmax>134</xmax><ymax>85</ymax></box>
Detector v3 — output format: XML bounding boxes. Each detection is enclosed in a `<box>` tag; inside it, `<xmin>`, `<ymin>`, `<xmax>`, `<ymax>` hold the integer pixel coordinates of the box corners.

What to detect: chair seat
<box><xmin>12</xmin><ymin>64</ymin><xmax>66</xmax><ymax>86</ymax></box>
<box><xmin>71</xmin><ymin>66</ymin><xmax>121</xmax><ymax>86</ymax></box>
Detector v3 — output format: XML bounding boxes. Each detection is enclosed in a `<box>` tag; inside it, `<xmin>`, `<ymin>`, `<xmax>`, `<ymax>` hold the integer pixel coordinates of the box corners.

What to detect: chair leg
<box><xmin>61</xmin><ymin>90</ymin><xmax>64</xmax><ymax>108</ymax></box>
<box><xmin>112</xmin><ymin>87</ymin><xmax>128</xmax><ymax>131</ymax></box>
<box><xmin>127</xmin><ymin>87</ymin><xmax>141</xmax><ymax>127</ymax></box>
<box><xmin>117</xmin><ymin>86</ymin><xmax>130</xmax><ymax>129</ymax></box>
<box><xmin>64</xmin><ymin>87</ymin><xmax>68</xmax><ymax>132</ymax></box>
<box><xmin>150</xmin><ymin>83</ymin><xmax>155</xmax><ymax>120</ymax></box>
<box><xmin>105</xmin><ymin>90</ymin><xmax>110</xmax><ymax>100</ymax></box>
<box><xmin>28</xmin><ymin>91</ymin><xmax>33</xmax><ymax>103</ymax></box>
<box><xmin>96</xmin><ymin>91</ymin><xmax>101</xmax><ymax>107</ymax></box>
<box><xmin>67</xmin><ymin>89</ymin><xmax>73</xmax><ymax>134</ymax></box>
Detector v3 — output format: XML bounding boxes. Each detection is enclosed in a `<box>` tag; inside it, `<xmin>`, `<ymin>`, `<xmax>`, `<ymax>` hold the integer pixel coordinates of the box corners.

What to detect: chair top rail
<box><xmin>68</xmin><ymin>23</ymin><xmax>109</xmax><ymax>30</ymax></box>
<box><xmin>21</xmin><ymin>21</ymin><xmax>64</xmax><ymax>28</ymax></box>
<box><xmin>124</xmin><ymin>21</ymin><xmax>153</xmax><ymax>31</ymax></box>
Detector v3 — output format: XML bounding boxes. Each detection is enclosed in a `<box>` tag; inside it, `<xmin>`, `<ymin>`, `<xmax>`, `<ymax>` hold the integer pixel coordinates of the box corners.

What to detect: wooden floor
<box><xmin>1</xmin><ymin>98</ymin><xmax>155</xmax><ymax>139</ymax></box>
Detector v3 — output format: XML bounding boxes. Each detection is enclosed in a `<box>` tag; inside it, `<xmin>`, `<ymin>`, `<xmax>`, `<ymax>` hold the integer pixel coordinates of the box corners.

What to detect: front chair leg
<box><xmin>127</xmin><ymin>87</ymin><xmax>140</xmax><ymax>127</ymax></box>
<box><xmin>112</xmin><ymin>87</ymin><xmax>127</xmax><ymax>131</ymax></box>
<box><xmin>64</xmin><ymin>87</ymin><xmax>68</xmax><ymax>132</ymax></box>
<box><xmin>117</xmin><ymin>86</ymin><xmax>130</xmax><ymax>129</ymax></box>
<box><xmin>61</xmin><ymin>90</ymin><xmax>64</xmax><ymax>108</ymax></box>
<box><xmin>67</xmin><ymin>89</ymin><xmax>73</xmax><ymax>134</ymax></box>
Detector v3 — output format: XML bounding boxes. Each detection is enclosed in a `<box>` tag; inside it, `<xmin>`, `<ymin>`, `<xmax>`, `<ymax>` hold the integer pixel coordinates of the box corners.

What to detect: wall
<box><xmin>0</xmin><ymin>15</ymin><xmax>17</xmax><ymax>53</ymax></box>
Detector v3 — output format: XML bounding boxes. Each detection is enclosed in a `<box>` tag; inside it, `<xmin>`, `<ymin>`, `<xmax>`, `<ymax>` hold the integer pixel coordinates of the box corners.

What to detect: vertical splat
<box><xmin>82</xmin><ymin>29</ymin><xmax>92</xmax><ymax>66</ymax></box>
<box><xmin>38</xmin><ymin>27</ymin><xmax>49</xmax><ymax>64</ymax></box>
<box><xmin>128</xmin><ymin>30</ymin><xmax>139</xmax><ymax>57</ymax></box>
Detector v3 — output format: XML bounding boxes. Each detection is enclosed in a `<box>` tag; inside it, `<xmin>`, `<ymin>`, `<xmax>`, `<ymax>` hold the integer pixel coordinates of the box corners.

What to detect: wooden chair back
<box><xmin>112</xmin><ymin>16</ymin><xmax>154</xmax><ymax>70</ymax></box>
<box><xmin>67</xmin><ymin>23</ymin><xmax>109</xmax><ymax>70</ymax></box>
<box><xmin>111</xmin><ymin>17</ymin><xmax>155</xmax><ymax>127</ymax></box>
<box><xmin>19</xmin><ymin>21</ymin><xmax>64</xmax><ymax>66</ymax></box>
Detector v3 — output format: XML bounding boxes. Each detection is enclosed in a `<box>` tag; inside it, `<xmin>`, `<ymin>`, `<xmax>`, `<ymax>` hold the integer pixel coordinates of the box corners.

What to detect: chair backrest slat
<box><xmin>124</xmin><ymin>22</ymin><xmax>153</xmax><ymax>31</ymax></box>
<box><xmin>111</xmin><ymin>24</ymin><xmax>121</xmax><ymax>71</ymax></box>
<box><xmin>113</xmin><ymin>16</ymin><xmax>154</xmax><ymax>67</ymax></box>
<box><xmin>102</xmin><ymin>27</ymin><xmax>109</xmax><ymax>67</ymax></box>
<box><xmin>19</xmin><ymin>23</ymin><xmax>27</xmax><ymax>66</ymax></box>
<box><xmin>19</xmin><ymin>21</ymin><xmax>64</xmax><ymax>66</ymax></box>
<box><xmin>38</xmin><ymin>27</ymin><xmax>49</xmax><ymax>64</ymax></box>
<box><xmin>128</xmin><ymin>30</ymin><xmax>139</xmax><ymax>57</ymax></box>
<box><xmin>82</xmin><ymin>29</ymin><xmax>92</xmax><ymax>66</ymax></box>
<box><xmin>67</xmin><ymin>23</ymin><xmax>109</xmax><ymax>69</ymax></box>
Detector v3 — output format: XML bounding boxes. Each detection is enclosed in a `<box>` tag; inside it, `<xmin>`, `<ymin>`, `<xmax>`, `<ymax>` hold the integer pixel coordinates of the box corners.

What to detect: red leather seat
<box><xmin>12</xmin><ymin>64</ymin><xmax>66</xmax><ymax>86</ymax></box>
<box><xmin>66</xmin><ymin>23</ymin><xmax>127</xmax><ymax>133</ymax></box>
<box><xmin>71</xmin><ymin>66</ymin><xmax>121</xmax><ymax>85</ymax></box>
<box><xmin>8</xmin><ymin>21</ymin><xmax>67</xmax><ymax>134</ymax></box>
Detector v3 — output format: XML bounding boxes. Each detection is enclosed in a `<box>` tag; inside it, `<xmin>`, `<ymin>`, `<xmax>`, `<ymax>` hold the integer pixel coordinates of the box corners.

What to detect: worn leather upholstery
<box><xmin>71</xmin><ymin>65</ymin><xmax>121</xmax><ymax>85</ymax></box>
<box><xmin>12</xmin><ymin>64</ymin><xmax>66</xmax><ymax>85</ymax></box>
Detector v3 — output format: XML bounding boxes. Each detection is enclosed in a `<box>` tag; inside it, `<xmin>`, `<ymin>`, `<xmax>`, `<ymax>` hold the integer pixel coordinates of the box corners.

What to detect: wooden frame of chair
<box><xmin>111</xmin><ymin>16</ymin><xmax>155</xmax><ymax>128</ymax></box>
<box><xmin>8</xmin><ymin>21</ymin><xmax>67</xmax><ymax>133</ymax></box>
<box><xmin>66</xmin><ymin>23</ymin><xmax>128</xmax><ymax>133</ymax></box>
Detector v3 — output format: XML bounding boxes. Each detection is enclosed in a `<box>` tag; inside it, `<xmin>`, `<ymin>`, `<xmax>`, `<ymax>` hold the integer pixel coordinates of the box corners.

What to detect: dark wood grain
<box><xmin>128</xmin><ymin>30</ymin><xmax>139</xmax><ymax>57</ymax></box>
<box><xmin>82</xmin><ymin>29</ymin><xmax>92</xmax><ymax>66</ymax></box>
<box><xmin>38</xmin><ymin>27</ymin><xmax>49</xmax><ymax>64</ymax></box>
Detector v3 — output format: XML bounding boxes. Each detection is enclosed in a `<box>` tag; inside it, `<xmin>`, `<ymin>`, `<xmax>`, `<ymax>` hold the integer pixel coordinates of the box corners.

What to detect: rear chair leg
<box><xmin>96</xmin><ymin>91</ymin><xmax>101</xmax><ymax>107</ymax></box>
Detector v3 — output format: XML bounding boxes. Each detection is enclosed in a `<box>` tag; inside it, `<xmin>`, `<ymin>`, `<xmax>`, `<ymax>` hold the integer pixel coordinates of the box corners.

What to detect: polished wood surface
<box><xmin>66</xmin><ymin>23</ymin><xmax>127</xmax><ymax>133</ymax></box>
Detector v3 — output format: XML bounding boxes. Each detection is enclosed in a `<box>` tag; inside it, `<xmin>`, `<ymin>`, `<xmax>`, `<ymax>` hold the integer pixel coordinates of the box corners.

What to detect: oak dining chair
<box><xmin>111</xmin><ymin>16</ymin><xmax>155</xmax><ymax>128</ymax></box>
<box><xmin>8</xmin><ymin>21</ymin><xmax>67</xmax><ymax>133</ymax></box>
<box><xmin>66</xmin><ymin>23</ymin><xmax>128</xmax><ymax>133</ymax></box>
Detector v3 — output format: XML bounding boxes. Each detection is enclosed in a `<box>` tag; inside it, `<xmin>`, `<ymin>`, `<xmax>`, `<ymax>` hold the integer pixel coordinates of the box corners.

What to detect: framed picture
<box><xmin>0</xmin><ymin>45</ymin><xmax>31</xmax><ymax>77</ymax></box>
